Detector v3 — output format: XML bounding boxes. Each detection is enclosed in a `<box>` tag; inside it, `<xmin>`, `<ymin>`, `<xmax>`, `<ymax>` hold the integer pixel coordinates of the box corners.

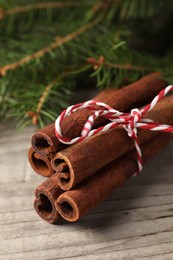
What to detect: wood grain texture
<box><xmin>0</xmin><ymin>122</ymin><xmax>173</xmax><ymax>260</ymax></box>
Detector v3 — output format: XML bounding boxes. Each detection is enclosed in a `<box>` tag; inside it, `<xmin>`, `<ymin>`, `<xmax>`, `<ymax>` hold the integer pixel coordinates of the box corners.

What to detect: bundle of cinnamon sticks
<box><xmin>28</xmin><ymin>73</ymin><xmax>173</xmax><ymax>223</ymax></box>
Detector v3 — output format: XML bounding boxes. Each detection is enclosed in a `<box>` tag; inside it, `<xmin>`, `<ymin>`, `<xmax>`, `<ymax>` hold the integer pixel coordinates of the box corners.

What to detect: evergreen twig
<box><xmin>0</xmin><ymin>0</ymin><xmax>173</xmax><ymax>128</ymax></box>
<box><xmin>0</xmin><ymin>1</ymin><xmax>80</xmax><ymax>20</ymax></box>
<box><xmin>0</xmin><ymin>16</ymin><xmax>101</xmax><ymax>76</ymax></box>
<box><xmin>87</xmin><ymin>55</ymin><xmax>154</xmax><ymax>72</ymax></box>
<box><xmin>27</xmin><ymin>76</ymin><xmax>61</xmax><ymax>125</ymax></box>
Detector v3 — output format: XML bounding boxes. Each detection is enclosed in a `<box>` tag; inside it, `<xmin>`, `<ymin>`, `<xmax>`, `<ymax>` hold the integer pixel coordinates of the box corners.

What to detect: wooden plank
<box><xmin>0</xmin><ymin>124</ymin><xmax>35</xmax><ymax>183</ymax></box>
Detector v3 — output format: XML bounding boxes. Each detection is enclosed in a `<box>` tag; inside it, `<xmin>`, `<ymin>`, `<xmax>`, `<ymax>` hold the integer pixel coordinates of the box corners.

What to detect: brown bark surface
<box><xmin>34</xmin><ymin>174</ymin><xmax>63</xmax><ymax>223</ymax></box>
<box><xmin>28</xmin><ymin>147</ymin><xmax>55</xmax><ymax>177</ymax></box>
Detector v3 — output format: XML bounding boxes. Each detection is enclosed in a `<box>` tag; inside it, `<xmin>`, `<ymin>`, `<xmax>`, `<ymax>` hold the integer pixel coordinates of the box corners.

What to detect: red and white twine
<box><xmin>55</xmin><ymin>85</ymin><xmax>173</xmax><ymax>175</ymax></box>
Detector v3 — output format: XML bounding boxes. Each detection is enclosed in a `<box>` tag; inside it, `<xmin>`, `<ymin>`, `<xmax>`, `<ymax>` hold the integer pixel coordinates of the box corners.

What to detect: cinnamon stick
<box><xmin>34</xmin><ymin>174</ymin><xmax>63</xmax><ymax>223</ymax></box>
<box><xmin>52</xmin><ymin>95</ymin><xmax>173</xmax><ymax>190</ymax></box>
<box><xmin>56</xmin><ymin>133</ymin><xmax>173</xmax><ymax>222</ymax></box>
<box><xmin>31</xmin><ymin>73</ymin><xmax>167</xmax><ymax>156</ymax></box>
<box><xmin>28</xmin><ymin>147</ymin><xmax>55</xmax><ymax>177</ymax></box>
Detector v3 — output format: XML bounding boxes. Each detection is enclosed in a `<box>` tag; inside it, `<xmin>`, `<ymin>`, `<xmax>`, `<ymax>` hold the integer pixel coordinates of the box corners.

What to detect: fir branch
<box><xmin>106</xmin><ymin>62</ymin><xmax>152</xmax><ymax>72</ymax></box>
<box><xmin>82</xmin><ymin>37</ymin><xmax>161</xmax><ymax>88</ymax></box>
<box><xmin>87</xmin><ymin>55</ymin><xmax>154</xmax><ymax>72</ymax></box>
<box><xmin>1</xmin><ymin>0</ymin><xmax>173</xmax><ymax>128</ymax></box>
<box><xmin>0</xmin><ymin>1</ymin><xmax>80</xmax><ymax>20</ymax></box>
<box><xmin>0</xmin><ymin>17</ymin><xmax>101</xmax><ymax>76</ymax></box>
<box><xmin>27</xmin><ymin>76</ymin><xmax>60</xmax><ymax>125</ymax></box>
<box><xmin>3</xmin><ymin>72</ymin><xmax>74</xmax><ymax>128</ymax></box>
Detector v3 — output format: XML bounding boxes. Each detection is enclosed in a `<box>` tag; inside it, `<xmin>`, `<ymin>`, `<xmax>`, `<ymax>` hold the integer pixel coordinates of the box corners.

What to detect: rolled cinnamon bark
<box><xmin>52</xmin><ymin>95</ymin><xmax>173</xmax><ymax>190</ymax></box>
<box><xmin>31</xmin><ymin>73</ymin><xmax>167</xmax><ymax>156</ymax></box>
<box><xmin>28</xmin><ymin>147</ymin><xmax>55</xmax><ymax>177</ymax></box>
<box><xmin>34</xmin><ymin>174</ymin><xmax>63</xmax><ymax>223</ymax></box>
<box><xmin>56</xmin><ymin>133</ymin><xmax>173</xmax><ymax>222</ymax></box>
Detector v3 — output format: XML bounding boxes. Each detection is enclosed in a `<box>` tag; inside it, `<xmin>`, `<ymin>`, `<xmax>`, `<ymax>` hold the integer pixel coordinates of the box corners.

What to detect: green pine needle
<box><xmin>0</xmin><ymin>0</ymin><xmax>173</xmax><ymax>128</ymax></box>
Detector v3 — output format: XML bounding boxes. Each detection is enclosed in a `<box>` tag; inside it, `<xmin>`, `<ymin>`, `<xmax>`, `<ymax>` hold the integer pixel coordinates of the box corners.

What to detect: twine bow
<box><xmin>55</xmin><ymin>85</ymin><xmax>173</xmax><ymax>175</ymax></box>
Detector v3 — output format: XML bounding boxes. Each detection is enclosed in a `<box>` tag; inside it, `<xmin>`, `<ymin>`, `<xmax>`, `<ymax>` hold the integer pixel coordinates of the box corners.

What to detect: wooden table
<box><xmin>0</xmin><ymin>122</ymin><xmax>173</xmax><ymax>260</ymax></box>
